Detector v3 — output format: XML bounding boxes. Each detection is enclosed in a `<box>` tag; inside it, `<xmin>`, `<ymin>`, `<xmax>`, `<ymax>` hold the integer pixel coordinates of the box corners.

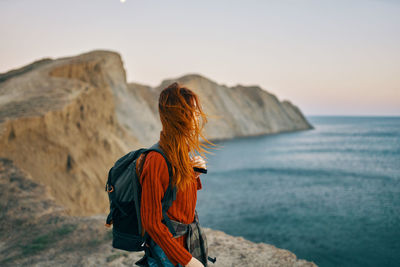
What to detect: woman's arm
<box><xmin>140</xmin><ymin>152</ymin><xmax>193</xmax><ymax>266</ymax></box>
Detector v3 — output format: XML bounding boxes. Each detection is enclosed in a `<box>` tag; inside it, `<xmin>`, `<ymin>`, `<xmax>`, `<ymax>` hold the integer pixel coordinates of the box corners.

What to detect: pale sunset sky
<box><xmin>1</xmin><ymin>0</ymin><xmax>399</xmax><ymax>116</ymax></box>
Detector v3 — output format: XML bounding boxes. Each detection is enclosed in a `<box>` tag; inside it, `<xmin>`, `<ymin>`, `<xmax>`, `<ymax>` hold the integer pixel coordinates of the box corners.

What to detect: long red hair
<box><xmin>158</xmin><ymin>82</ymin><xmax>216</xmax><ymax>192</ymax></box>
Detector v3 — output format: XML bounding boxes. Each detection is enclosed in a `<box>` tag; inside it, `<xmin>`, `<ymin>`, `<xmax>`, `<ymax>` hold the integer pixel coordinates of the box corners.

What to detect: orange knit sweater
<box><xmin>138</xmin><ymin>151</ymin><xmax>203</xmax><ymax>266</ymax></box>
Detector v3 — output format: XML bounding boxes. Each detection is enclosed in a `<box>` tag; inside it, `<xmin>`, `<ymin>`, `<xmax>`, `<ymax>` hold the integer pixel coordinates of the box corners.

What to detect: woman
<box><xmin>136</xmin><ymin>82</ymin><xmax>216</xmax><ymax>267</ymax></box>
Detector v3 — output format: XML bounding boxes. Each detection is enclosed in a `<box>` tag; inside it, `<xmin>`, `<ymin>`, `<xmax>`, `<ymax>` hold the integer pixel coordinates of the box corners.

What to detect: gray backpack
<box><xmin>105</xmin><ymin>142</ymin><xmax>178</xmax><ymax>251</ymax></box>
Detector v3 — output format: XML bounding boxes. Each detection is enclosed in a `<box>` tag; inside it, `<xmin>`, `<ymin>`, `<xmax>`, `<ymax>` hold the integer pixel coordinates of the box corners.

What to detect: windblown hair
<box><xmin>158</xmin><ymin>82</ymin><xmax>216</xmax><ymax>192</ymax></box>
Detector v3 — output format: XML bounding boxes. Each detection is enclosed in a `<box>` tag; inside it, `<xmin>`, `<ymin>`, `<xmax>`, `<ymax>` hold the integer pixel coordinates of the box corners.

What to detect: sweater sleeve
<box><xmin>140</xmin><ymin>151</ymin><xmax>193</xmax><ymax>266</ymax></box>
<box><xmin>196</xmin><ymin>176</ymin><xmax>202</xmax><ymax>190</ymax></box>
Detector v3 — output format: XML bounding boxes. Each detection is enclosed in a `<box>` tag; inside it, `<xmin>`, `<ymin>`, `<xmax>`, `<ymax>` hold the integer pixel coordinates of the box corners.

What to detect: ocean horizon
<box><xmin>197</xmin><ymin>115</ymin><xmax>400</xmax><ymax>267</ymax></box>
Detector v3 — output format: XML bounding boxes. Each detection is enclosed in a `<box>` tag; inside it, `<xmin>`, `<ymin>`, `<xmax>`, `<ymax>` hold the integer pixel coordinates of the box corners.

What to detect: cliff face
<box><xmin>0</xmin><ymin>51</ymin><xmax>139</xmax><ymax>216</ymax></box>
<box><xmin>0</xmin><ymin>50</ymin><xmax>312</xmax><ymax>216</ymax></box>
<box><xmin>128</xmin><ymin>74</ymin><xmax>313</xmax><ymax>142</ymax></box>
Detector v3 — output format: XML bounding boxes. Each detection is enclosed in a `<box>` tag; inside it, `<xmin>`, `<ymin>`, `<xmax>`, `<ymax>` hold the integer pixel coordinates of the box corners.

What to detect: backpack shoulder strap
<box><xmin>145</xmin><ymin>142</ymin><xmax>173</xmax><ymax>179</ymax></box>
<box><xmin>142</xmin><ymin>141</ymin><xmax>177</xmax><ymax>237</ymax></box>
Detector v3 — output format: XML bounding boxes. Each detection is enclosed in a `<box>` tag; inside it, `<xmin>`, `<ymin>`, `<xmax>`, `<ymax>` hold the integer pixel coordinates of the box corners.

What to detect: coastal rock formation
<box><xmin>0</xmin><ymin>158</ymin><xmax>317</xmax><ymax>266</ymax></box>
<box><xmin>128</xmin><ymin>74</ymin><xmax>313</xmax><ymax>143</ymax></box>
<box><xmin>0</xmin><ymin>51</ymin><xmax>138</xmax><ymax>216</ymax></box>
<box><xmin>0</xmin><ymin>50</ymin><xmax>312</xmax><ymax>216</ymax></box>
<box><xmin>149</xmin><ymin>74</ymin><xmax>312</xmax><ymax>141</ymax></box>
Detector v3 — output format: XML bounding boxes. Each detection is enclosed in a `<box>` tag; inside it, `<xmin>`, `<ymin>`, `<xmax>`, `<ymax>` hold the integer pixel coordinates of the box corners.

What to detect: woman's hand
<box><xmin>192</xmin><ymin>156</ymin><xmax>206</xmax><ymax>169</ymax></box>
<box><xmin>185</xmin><ymin>256</ymin><xmax>204</xmax><ymax>267</ymax></box>
<box><xmin>192</xmin><ymin>156</ymin><xmax>206</xmax><ymax>177</ymax></box>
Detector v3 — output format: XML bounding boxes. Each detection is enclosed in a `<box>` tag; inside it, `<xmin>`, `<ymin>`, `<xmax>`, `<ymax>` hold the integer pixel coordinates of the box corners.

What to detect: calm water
<box><xmin>196</xmin><ymin>116</ymin><xmax>400</xmax><ymax>267</ymax></box>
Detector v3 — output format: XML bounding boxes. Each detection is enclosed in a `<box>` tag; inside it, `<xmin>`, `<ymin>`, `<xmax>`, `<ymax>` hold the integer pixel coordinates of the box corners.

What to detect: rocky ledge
<box><xmin>0</xmin><ymin>158</ymin><xmax>317</xmax><ymax>266</ymax></box>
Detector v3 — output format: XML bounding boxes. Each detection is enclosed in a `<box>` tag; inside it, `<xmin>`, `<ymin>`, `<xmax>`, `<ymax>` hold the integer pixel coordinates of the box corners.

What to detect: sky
<box><xmin>1</xmin><ymin>0</ymin><xmax>399</xmax><ymax>116</ymax></box>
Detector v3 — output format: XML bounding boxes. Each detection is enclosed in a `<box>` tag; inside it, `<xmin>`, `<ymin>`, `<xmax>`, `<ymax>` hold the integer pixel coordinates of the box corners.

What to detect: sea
<box><xmin>196</xmin><ymin>116</ymin><xmax>400</xmax><ymax>267</ymax></box>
